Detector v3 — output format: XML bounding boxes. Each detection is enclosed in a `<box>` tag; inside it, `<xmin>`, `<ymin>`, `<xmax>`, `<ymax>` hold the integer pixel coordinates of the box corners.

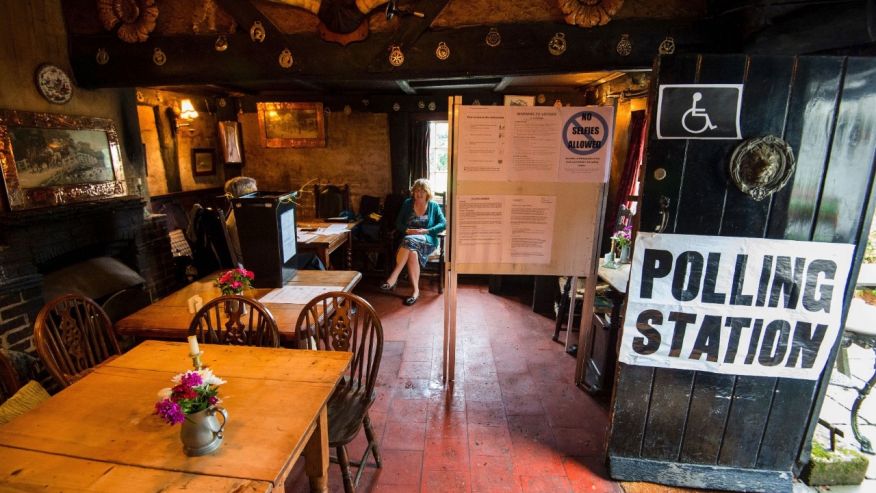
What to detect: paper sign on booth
<box><xmin>618</xmin><ymin>233</ymin><xmax>854</xmax><ymax>380</ymax></box>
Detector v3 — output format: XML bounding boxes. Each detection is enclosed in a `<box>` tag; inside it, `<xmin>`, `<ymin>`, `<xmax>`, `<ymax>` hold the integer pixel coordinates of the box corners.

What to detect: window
<box><xmin>427</xmin><ymin>121</ymin><xmax>449</xmax><ymax>194</ymax></box>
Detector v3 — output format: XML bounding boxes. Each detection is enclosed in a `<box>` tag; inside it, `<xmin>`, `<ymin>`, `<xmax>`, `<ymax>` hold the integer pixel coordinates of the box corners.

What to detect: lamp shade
<box><xmin>180</xmin><ymin>99</ymin><xmax>199</xmax><ymax>120</ymax></box>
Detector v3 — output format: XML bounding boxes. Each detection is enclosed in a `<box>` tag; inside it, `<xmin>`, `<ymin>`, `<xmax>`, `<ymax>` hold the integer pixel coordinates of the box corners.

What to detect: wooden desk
<box><xmin>597</xmin><ymin>263</ymin><xmax>630</xmax><ymax>294</ymax></box>
<box><xmin>297</xmin><ymin>220</ymin><xmax>360</xmax><ymax>270</ymax></box>
<box><xmin>0</xmin><ymin>341</ymin><xmax>351</xmax><ymax>493</ymax></box>
<box><xmin>115</xmin><ymin>270</ymin><xmax>361</xmax><ymax>343</ymax></box>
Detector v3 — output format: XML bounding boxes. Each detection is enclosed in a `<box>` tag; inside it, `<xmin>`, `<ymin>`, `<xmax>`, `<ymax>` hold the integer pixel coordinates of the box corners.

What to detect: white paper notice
<box><xmin>617</xmin><ymin>233</ymin><xmax>854</xmax><ymax>380</ymax></box>
<box><xmin>319</xmin><ymin>224</ymin><xmax>349</xmax><ymax>235</ymax></box>
<box><xmin>508</xmin><ymin>108</ymin><xmax>560</xmax><ymax>182</ymax></box>
<box><xmin>457</xmin><ymin>106</ymin><xmax>508</xmax><ymax>181</ymax></box>
<box><xmin>259</xmin><ymin>285</ymin><xmax>345</xmax><ymax>304</ymax></box>
<box><xmin>558</xmin><ymin>106</ymin><xmax>614</xmax><ymax>183</ymax></box>
<box><xmin>457</xmin><ymin>195</ymin><xmax>506</xmax><ymax>263</ymax></box>
<box><xmin>506</xmin><ymin>196</ymin><xmax>555</xmax><ymax>264</ymax></box>
<box><xmin>457</xmin><ymin>195</ymin><xmax>556</xmax><ymax>265</ymax></box>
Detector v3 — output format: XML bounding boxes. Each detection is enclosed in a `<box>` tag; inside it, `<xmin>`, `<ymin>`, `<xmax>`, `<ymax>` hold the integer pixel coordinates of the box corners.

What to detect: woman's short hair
<box><xmin>224</xmin><ymin>177</ymin><xmax>257</xmax><ymax>199</ymax></box>
<box><xmin>410</xmin><ymin>178</ymin><xmax>433</xmax><ymax>201</ymax></box>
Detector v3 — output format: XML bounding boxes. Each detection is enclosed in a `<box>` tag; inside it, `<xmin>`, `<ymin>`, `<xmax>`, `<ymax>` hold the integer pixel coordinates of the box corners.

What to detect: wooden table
<box><xmin>115</xmin><ymin>270</ymin><xmax>361</xmax><ymax>343</ymax></box>
<box><xmin>297</xmin><ymin>220</ymin><xmax>361</xmax><ymax>270</ymax></box>
<box><xmin>0</xmin><ymin>341</ymin><xmax>352</xmax><ymax>493</ymax></box>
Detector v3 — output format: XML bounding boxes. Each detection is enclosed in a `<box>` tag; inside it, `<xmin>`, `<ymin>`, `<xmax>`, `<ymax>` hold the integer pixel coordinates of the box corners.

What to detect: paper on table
<box><xmin>297</xmin><ymin>232</ymin><xmax>316</xmax><ymax>242</ymax></box>
<box><xmin>318</xmin><ymin>224</ymin><xmax>349</xmax><ymax>235</ymax></box>
<box><xmin>259</xmin><ymin>286</ymin><xmax>346</xmax><ymax>304</ymax></box>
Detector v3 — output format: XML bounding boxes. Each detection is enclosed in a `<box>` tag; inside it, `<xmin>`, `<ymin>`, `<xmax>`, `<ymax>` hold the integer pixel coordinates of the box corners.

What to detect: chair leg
<box><xmin>337</xmin><ymin>445</ymin><xmax>355</xmax><ymax>493</ymax></box>
<box><xmin>364</xmin><ymin>413</ymin><xmax>382</xmax><ymax>467</ymax></box>
<box><xmin>438</xmin><ymin>262</ymin><xmax>444</xmax><ymax>294</ymax></box>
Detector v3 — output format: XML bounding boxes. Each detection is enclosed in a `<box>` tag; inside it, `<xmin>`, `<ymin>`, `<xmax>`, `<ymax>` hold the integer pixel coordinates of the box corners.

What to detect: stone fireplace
<box><xmin>0</xmin><ymin>197</ymin><xmax>177</xmax><ymax>354</ymax></box>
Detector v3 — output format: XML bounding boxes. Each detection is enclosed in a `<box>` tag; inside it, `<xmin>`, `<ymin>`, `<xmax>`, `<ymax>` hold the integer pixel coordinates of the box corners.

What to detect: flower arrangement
<box><xmin>154</xmin><ymin>368</ymin><xmax>226</xmax><ymax>425</ymax></box>
<box><xmin>612</xmin><ymin>224</ymin><xmax>633</xmax><ymax>249</ymax></box>
<box><xmin>215</xmin><ymin>267</ymin><xmax>254</xmax><ymax>295</ymax></box>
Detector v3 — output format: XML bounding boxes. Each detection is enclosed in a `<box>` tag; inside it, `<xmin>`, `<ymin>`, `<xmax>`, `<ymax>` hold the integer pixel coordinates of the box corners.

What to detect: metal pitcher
<box><xmin>180</xmin><ymin>406</ymin><xmax>228</xmax><ymax>456</ymax></box>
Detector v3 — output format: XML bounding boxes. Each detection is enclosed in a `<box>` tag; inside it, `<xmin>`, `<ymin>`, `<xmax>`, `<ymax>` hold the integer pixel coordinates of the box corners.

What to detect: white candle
<box><xmin>187</xmin><ymin>335</ymin><xmax>200</xmax><ymax>355</ymax></box>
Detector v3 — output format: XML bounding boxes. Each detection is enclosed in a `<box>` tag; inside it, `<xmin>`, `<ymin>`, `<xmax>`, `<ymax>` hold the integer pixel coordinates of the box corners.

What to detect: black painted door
<box><xmin>608</xmin><ymin>55</ymin><xmax>876</xmax><ymax>493</ymax></box>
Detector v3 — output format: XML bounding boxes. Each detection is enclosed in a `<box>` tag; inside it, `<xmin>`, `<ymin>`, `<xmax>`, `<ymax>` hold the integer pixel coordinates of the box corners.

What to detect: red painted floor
<box><xmin>286</xmin><ymin>278</ymin><xmax>621</xmax><ymax>493</ymax></box>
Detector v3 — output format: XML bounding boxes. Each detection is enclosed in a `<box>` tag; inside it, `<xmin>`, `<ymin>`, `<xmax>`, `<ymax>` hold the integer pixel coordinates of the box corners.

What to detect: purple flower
<box><xmin>208</xmin><ymin>396</ymin><xmax>219</xmax><ymax>405</ymax></box>
<box><xmin>179</xmin><ymin>371</ymin><xmax>203</xmax><ymax>388</ymax></box>
<box><xmin>155</xmin><ymin>398</ymin><xmax>185</xmax><ymax>425</ymax></box>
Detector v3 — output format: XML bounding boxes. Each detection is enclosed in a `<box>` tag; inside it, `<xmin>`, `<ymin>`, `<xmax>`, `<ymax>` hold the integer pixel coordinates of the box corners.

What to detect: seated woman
<box><xmin>380</xmin><ymin>179</ymin><xmax>446</xmax><ymax>306</ymax></box>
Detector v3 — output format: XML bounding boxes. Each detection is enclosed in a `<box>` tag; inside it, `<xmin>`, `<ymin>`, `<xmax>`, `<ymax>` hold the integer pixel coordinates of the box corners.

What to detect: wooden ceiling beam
<box><xmin>68</xmin><ymin>19</ymin><xmax>717</xmax><ymax>90</ymax></box>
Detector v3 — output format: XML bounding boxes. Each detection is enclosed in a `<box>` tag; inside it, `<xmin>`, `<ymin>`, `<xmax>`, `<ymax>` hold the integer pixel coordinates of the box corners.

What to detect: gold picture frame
<box><xmin>256</xmin><ymin>102</ymin><xmax>325</xmax><ymax>148</ymax></box>
<box><xmin>0</xmin><ymin>110</ymin><xmax>127</xmax><ymax>211</ymax></box>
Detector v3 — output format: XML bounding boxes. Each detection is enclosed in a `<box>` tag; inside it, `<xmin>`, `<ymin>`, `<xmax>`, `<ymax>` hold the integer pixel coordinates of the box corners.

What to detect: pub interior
<box><xmin>1</xmin><ymin>1</ymin><xmax>876</xmax><ymax>492</ymax></box>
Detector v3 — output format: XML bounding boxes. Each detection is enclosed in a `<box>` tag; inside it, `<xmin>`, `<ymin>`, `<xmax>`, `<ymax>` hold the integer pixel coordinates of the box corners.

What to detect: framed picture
<box><xmin>256</xmin><ymin>102</ymin><xmax>325</xmax><ymax>148</ymax></box>
<box><xmin>191</xmin><ymin>148</ymin><xmax>216</xmax><ymax>176</ymax></box>
<box><xmin>217</xmin><ymin>120</ymin><xmax>243</xmax><ymax>163</ymax></box>
<box><xmin>0</xmin><ymin>110</ymin><xmax>127</xmax><ymax>211</ymax></box>
<box><xmin>503</xmin><ymin>95</ymin><xmax>535</xmax><ymax>106</ymax></box>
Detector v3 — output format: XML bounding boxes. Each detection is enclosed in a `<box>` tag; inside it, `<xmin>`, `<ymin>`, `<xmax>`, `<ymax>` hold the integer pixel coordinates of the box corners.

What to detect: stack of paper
<box><xmin>259</xmin><ymin>286</ymin><xmax>346</xmax><ymax>304</ymax></box>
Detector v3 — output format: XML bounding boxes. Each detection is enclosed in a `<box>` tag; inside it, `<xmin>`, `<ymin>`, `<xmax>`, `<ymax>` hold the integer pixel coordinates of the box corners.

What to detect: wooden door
<box><xmin>608</xmin><ymin>55</ymin><xmax>876</xmax><ymax>492</ymax></box>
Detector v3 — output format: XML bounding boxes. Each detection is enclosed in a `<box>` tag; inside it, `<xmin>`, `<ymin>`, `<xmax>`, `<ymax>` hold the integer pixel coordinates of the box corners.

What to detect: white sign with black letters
<box><xmin>618</xmin><ymin>233</ymin><xmax>854</xmax><ymax>380</ymax></box>
<box><xmin>656</xmin><ymin>84</ymin><xmax>743</xmax><ymax>140</ymax></box>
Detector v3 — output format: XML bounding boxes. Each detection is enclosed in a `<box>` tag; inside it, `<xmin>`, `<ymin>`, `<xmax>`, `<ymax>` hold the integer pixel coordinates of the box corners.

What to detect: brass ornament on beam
<box><xmin>435</xmin><ymin>42</ymin><xmax>450</xmax><ymax>61</ymax></box>
<box><xmin>616</xmin><ymin>34</ymin><xmax>632</xmax><ymax>56</ymax></box>
<box><xmin>659</xmin><ymin>36</ymin><xmax>676</xmax><ymax>55</ymax></box>
<box><xmin>729</xmin><ymin>135</ymin><xmax>796</xmax><ymax>201</ymax></box>
<box><xmin>215</xmin><ymin>35</ymin><xmax>228</xmax><ymax>52</ymax></box>
<box><xmin>278</xmin><ymin>49</ymin><xmax>294</xmax><ymax>69</ymax></box>
<box><xmin>250</xmin><ymin>21</ymin><xmax>266</xmax><ymax>42</ymax></box>
<box><xmin>548</xmin><ymin>32</ymin><xmax>567</xmax><ymax>56</ymax></box>
<box><xmin>485</xmin><ymin>28</ymin><xmax>501</xmax><ymax>48</ymax></box>
<box><xmin>389</xmin><ymin>45</ymin><xmax>404</xmax><ymax>67</ymax></box>
<box><xmin>96</xmin><ymin>48</ymin><xmax>110</xmax><ymax>65</ymax></box>
<box><xmin>152</xmin><ymin>47</ymin><xmax>166</xmax><ymax>66</ymax></box>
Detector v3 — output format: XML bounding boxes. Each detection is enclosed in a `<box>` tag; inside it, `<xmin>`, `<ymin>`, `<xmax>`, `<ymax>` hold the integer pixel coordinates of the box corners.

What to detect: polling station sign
<box><xmin>618</xmin><ymin>233</ymin><xmax>854</xmax><ymax>380</ymax></box>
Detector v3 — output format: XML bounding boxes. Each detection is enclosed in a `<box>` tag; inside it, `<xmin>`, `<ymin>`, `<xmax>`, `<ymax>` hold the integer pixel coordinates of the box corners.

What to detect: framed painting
<box><xmin>256</xmin><ymin>102</ymin><xmax>325</xmax><ymax>148</ymax></box>
<box><xmin>191</xmin><ymin>148</ymin><xmax>216</xmax><ymax>176</ymax></box>
<box><xmin>0</xmin><ymin>110</ymin><xmax>127</xmax><ymax>211</ymax></box>
<box><xmin>218</xmin><ymin>120</ymin><xmax>243</xmax><ymax>163</ymax></box>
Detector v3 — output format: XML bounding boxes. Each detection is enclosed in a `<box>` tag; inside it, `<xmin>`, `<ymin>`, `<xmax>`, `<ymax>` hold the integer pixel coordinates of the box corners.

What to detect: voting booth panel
<box><xmin>231</xmin><ymin>191</ymin><xmax>298</xmax><ymax>288</ymax></box>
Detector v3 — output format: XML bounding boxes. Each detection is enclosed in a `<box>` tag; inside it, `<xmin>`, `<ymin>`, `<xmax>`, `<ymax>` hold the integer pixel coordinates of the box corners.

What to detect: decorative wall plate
<box><xmin>616</xmin><ymin>34</ymin><xmax>632</xmax><ymax>56</ymax></box>
<box><xmin>34</xmin><ymin>64</ymin><xmax>73</xmax><ymax>104</ymax></box>
<box><xmin>729</xmin><ymin>135</ymin><xmax>796</xmax><ymax>201</ymax></box>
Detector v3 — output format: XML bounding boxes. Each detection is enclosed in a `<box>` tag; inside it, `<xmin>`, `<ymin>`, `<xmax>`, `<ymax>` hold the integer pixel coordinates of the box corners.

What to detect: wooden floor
<box><xmin>284</xmin><ymin>277</ymin><xmax>619</xmax><ymax>493</ymax></box>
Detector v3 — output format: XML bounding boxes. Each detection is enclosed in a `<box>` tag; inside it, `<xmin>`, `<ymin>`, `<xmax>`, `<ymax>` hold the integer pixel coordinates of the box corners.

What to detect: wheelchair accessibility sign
<box><xmin>656</xmin><ymin>84</ymin><xmax>743</xmax><ymax>140</ymax></box>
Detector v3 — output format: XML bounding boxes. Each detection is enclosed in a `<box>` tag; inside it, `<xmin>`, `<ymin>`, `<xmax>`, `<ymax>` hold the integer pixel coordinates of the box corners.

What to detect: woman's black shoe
<box><xmin>403</xmin><ymin>295</ymin><xmax>419</xmax><ymax>306</ymax></box>
<box><xmin>379</xmin><ymin>281</ymin><xmax>396</xmax><ymax>292</ymax></box>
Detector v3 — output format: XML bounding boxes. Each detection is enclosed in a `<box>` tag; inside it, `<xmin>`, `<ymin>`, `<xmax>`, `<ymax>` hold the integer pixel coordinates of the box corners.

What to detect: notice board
<box><xmin>451</xmin><ymin>104</ymin><xmax>615</xmax><ymax>276</ymax></box>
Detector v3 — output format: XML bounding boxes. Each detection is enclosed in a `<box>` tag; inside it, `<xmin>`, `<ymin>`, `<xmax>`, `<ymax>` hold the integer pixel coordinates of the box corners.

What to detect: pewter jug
<box><xmin>180</xmin><ymin>406</ymin><xmax>228</xmax><ymax>456</ymax></box>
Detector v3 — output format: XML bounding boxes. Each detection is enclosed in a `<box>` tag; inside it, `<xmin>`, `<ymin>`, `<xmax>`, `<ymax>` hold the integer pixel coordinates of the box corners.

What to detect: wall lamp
<box><xmin>168</xmin><ymin>98</ymin><xmax>199</xmax><ymax>135</ymax></box>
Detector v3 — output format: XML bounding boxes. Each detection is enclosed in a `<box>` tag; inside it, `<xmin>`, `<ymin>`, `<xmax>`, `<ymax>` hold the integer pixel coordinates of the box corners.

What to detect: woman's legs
<box><xmin>385</xmin><ymin>247</ymin><xmax>410</xmax><ymax>286</ymax></box>
<box><xmin>406</xmin><ymin>250</ymin><xmax>420</xmax><ymax>299</ymax></box>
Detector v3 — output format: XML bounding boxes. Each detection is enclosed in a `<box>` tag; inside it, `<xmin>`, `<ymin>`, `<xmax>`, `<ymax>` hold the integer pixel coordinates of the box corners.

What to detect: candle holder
<box><xmin>189</xmin><ymin>351</ymin><xmax>204</xmax><ymax>370</ymax></box>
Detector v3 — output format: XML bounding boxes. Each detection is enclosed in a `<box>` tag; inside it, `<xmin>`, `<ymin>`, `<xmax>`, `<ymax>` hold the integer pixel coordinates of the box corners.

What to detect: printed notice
<box><xmin>457</xmin><ymin>195</ymin><xmax>556</xmax><ymax>265</ymax></box>
<box><xmin>508</xmin><ymin>108</ymin><xmax>560</xmax><ymax>182</ymax></box>
<box><xmin>558</xmin><ymin>106</ymin><xmax>614</xmax><ymax>183</ymax></box>
<box><xmin>458</xmin><ymin>106</ymin><xmax>508</xmax><ymax>181</ymax></box>
<box><xmin>456</xmin><ymin>195</ymin><xmax>505</xmax><ymax>263</ymax></box>
<box><xmin>617</xmin><ymin>233</ymin><xmax>854</xmax><ymax>380</ymax></box>
<box><xmin>506</xmin><ymin>196</ymin><xmax>555</xmax><ymax>264</ymax></box>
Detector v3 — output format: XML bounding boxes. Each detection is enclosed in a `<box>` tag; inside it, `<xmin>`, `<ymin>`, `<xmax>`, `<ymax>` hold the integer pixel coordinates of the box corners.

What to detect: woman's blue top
<box><xmin>395</xmin><ymin>198</ymin><xmax>446</xmax><ymax>249</ymax></box>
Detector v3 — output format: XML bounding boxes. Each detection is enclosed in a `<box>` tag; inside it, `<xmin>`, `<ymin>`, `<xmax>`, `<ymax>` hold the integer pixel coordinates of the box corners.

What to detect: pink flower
<box><xmin>230</xmin><ymin>281</ymin><xmax>241</xmax><ymax>290</ymax></box>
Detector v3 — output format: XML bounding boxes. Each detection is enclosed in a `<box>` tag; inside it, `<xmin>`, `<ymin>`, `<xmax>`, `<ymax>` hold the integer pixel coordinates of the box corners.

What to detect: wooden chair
<box><xmin>188</xmin><ymin>294</ymin><xmax>280</xmax><ymax>347</ymax></box>
<box><xmin>295</xmin><ymin>292</ymin><xmax>383</xmax><ymax>493</ymax></box>
<box><xmin>422</xmin><ymin>191</ymin><xmax>447</xmax><ymax>293</ymax></box>
<box><xmin>0</xmin><ymin>351</ymin><xmax>20</xmax><ymax>405</ymax></box>
<box><xmin>34</xmin><ymin>294</ymin><xmax>122</xmax><ymax>388</ymax></box>
<box><xmin>314</xmin><ymin>184</ymin><xmax>351</xmax><ymax>219</ymax></box>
